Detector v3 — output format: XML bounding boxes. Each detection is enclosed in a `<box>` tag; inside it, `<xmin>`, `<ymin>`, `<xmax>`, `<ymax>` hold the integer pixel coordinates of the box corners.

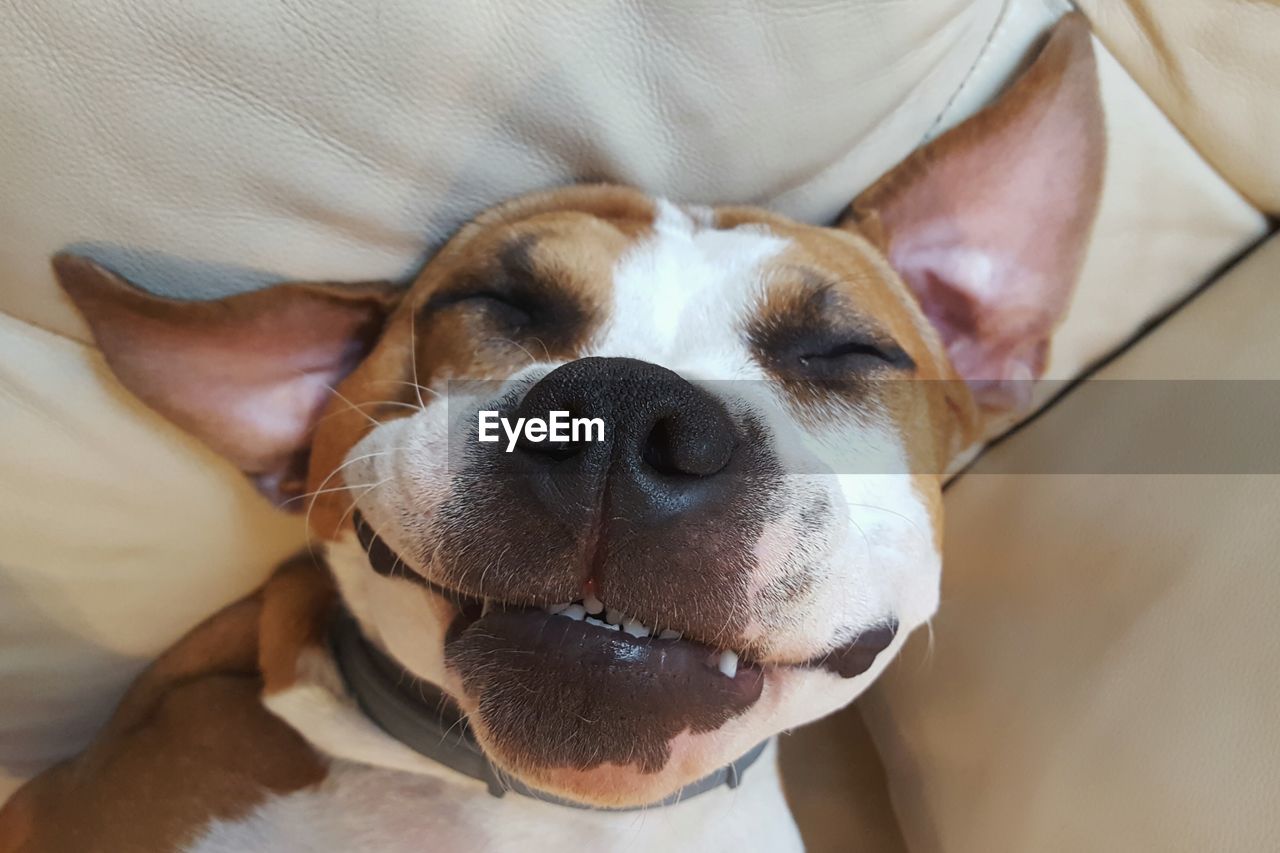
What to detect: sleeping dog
<box><xmin>0</xmin><ymin>15</ymin><xmax>1103</xmax><ymax>852</ymax></box>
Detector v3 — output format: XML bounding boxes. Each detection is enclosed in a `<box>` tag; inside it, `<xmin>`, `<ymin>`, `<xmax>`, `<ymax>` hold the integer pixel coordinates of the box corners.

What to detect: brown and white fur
<box><xmin>0</xmin><ymin>16</ymin><xmax>1103</xmax><ymax>853</ymax></box>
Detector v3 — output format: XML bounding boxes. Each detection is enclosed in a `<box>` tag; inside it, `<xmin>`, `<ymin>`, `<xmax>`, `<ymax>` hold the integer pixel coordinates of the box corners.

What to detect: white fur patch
<box><xmin>263</xmin><ymin>649</ymin><xmax>456</xmax><ymax>780</ymax></box>
<box><xmin>188</xmin><ymin>743</ymin><xmax>801</xmax><ymax>852</ymax></box>
<box><xmin>591</xmin><ymin>199</ymin><xmax>786</xmax><ymax>379</ymax></box>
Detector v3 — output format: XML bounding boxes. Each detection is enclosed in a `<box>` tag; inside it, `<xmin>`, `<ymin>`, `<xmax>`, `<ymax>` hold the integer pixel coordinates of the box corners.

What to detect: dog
<box><xmin>0</xmin><ymin>15</ymin><xmax>1102</xmax><ymax>852</ymax></box>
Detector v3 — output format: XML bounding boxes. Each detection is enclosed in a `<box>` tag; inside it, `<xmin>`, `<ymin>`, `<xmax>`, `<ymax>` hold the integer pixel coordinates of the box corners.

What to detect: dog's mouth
<box><xmin>353</xmin><ymin>509</ymin><xmax>762</xmax><ymax>672</ymax></box>
<box><xmin>451</xmin><ymin>592</ymin><xmax>766</xmax><ymax>711</ymax></box>
<box><xmin>352</xmin><ymin>509</ymin><xmax>896</xmax><ymax>789</ymax></box>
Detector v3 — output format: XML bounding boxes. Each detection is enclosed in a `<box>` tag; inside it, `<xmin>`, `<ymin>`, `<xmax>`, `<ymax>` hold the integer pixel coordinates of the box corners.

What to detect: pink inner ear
<box><xmin>141</xmin><ymin>320</ymin><xmax>372</xmax><ymax>470</ymax></box>
<box><xmin>54</xmin><ymin>254</ymin><xmax>395</xmax><ymax>505</ymax></box>
<box><xmin>853</xmin><ymin>13</ymin><xmax>1105</xmax><ymax>412</ymax></box>
<box><xmin>890</xmin><ymin>228</ymin><xmax>1066</xmax><ymax>411</ymax></box>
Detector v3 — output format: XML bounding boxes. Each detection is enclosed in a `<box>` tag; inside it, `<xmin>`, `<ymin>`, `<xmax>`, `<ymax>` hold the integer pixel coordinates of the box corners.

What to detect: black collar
<box><xmin>328</xmin><ymin>607</ymin><xmax>768</xmax><ymax>810</ymax></box>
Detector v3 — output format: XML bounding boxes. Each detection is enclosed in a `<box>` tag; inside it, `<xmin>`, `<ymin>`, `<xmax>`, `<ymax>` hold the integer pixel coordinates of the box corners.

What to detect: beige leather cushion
<box><xmin>0</xmin><ymin>1</ymin><xmax>1265</xmax><ymax>373</ymax></box>
<box><xmin>0</xmin><ymin>313</ymin><xmax>303</xmax><ymax>790</ymax></box>
<box><xmin>865</xmin><ymin>234</ymin><xmax>1280</xmax><ymax>852</ymax></box>
<box><xmin>1078</xmin><ymin>0</ymin><xmax>1280</xmax><ymax>214</ymax></box>
<box><xmin>780</xmin><ymin>710</ymin><xmax>908</xmax><ymax>853</ymax></box>
<box><xmin>0</xmin><ymin>0</ymin><xmax>1267</xmax><ymax>801</ymax></box>
<box><xmin>2</xmin><ymin>0</ymin><xmax>1016</xmax><ymax>338</ymax></box>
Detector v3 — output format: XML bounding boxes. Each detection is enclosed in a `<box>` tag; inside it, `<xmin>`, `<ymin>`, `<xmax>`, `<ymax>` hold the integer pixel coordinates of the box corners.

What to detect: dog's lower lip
<box><xmin>450</xmin><ymin>600</ymin><xmax>760</xmax><ymax>681</ymax></box>
<box><xmin>449</xmin><ymin>607</ymin><xmax>766</xmax><ymax>707</ymax></box>
<box><xmin>446</xmin><ymin>607</ymin><xmax>767</xmax><ymax>779</ymax></box>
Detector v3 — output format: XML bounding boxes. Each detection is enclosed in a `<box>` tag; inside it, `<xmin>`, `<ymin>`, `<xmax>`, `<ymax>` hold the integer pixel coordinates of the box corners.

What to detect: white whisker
<box><xmin>373</xmin><ymin>378</ymin><xmax>442</xmax><ymax>400</ymax></box>
<box><xmin>323</xmin><ymin>383</ymin><xmax>381</xmax><ymax>429</ymax></box>
<box><xmin>314</xmin><ymin>399</ymin><xmax>422</xmax><ymax>426</ymax></box>
<box><xmin>409</xmin><ymin>309</ymin><xmax>427</xmax><ymax>409</ymax></box>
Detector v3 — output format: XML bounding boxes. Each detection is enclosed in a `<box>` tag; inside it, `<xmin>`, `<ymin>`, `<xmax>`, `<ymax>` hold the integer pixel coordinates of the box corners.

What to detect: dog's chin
<box><xmin>443</xmin><ymin>607</ymin><xmax>768</xmax><ymax>808</ymax></box>
<box><xmin>475</xmin><ymin>735</ymin><xmax>752</xmax><ymax>809</ymax></box>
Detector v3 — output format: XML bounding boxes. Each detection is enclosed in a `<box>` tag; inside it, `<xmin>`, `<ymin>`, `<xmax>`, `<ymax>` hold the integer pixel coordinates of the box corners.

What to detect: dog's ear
<box><xmin>845</xmin><ymin>12</ymin><xmax>1104</xmax><ymax>413</ymax></box>
<box><xmin>53</xmin><ymin>254</ymin><xmax>401</xmax><ymax>507</ymax></box>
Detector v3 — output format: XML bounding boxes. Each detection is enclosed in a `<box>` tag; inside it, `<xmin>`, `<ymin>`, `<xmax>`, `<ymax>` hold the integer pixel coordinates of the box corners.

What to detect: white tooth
<box><xmin>603</xmin><ymin>621</ymin><xmax>620</xmax><ymax>631</ymax></box>
<box><xmin>583</xmin><ymin>593</ymin><xmax>604</xmax><ymax>615</ymax></box>
<box><xmin>717</xmin><ymin>650</ymin><xmax>739</xmax><ymax>679</ymax></box>
<box><xmin>562</xmin><ymin>604</ymin><xmax>586</xmax><ymax>621</ymax></box>
<box><xmin>585</xmin><ymin>616</ymin><xmax>607</xmax><ymax>628</ymax></box>
<box><xmin>605</xmin><ymin>608</ymin><xmax>623</xmax><ymax>625</ymax></box>
<box><xmin>622</xmin><ymin>618</ymin><xmax>651</xmax><ymax>638</ymax></box>
<box><xmin>658</xmin><ymin>629</ymin><xmax>681</xmax><ymax>640</ymax></box>
<box><xmin>482</xmin><ymin>599</ymin><xmax>492</xmax><ymax>616</ymax></box>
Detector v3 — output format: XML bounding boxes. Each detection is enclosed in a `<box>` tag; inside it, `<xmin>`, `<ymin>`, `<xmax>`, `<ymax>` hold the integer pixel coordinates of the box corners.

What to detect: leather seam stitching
<box><xmin>919</xmin><ymin>0</ymin><xmax>1017</xmax><ymax>144</ymax></box>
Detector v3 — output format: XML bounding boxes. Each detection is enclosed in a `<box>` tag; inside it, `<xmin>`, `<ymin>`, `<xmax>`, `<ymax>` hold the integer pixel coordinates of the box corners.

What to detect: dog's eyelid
<box><xmin>421</xmin><ymin>286</ymin><xmax>541</xmax><ymax>317</ymax></box>
<box><xmin>797</xmin><ymin>332</ymin><xmax>915</xmax><ymax>372</ymax></box>
<box><xmin>750</xmin><ymin>310</ymin><xmax>915</xmax><ymax>374</ymax></box>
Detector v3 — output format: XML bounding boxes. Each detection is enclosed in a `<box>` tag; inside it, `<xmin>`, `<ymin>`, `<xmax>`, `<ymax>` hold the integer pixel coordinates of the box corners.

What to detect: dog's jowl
<box><xmin>0</xmin><ymin>15</ymin><xmax>1104</xmax><ymax>853</ymax></box>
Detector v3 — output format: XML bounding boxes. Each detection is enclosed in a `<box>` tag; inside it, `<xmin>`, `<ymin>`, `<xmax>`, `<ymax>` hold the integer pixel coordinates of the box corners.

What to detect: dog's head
<box><xmin>56</xmin><ymin>17</ymin><xmax>1102</xmax><ymax>808</ymax></box>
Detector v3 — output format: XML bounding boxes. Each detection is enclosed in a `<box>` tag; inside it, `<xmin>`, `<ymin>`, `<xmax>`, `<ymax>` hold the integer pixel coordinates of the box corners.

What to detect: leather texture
<box><xmin>0</xmin><ymin>312</ymin><xmax>302</xmax><ymax>789</ymax></box>
<box><xmin>0</xmin><ymin>0</ymin><xmax>1272</xmax><ymax>836</ymax></box>
<box><xmin>780</xmin><ymin>707</ymin><xmax>908</xmax><ymax>852</ymax></box>
<box><xmin>1078</xmin><ymin>0</ymin><xmax>1280</xmax><ymax>214</ymax></box>
<box><xmin>866</xmin><ymin>234</ymin><xmax>1280</xmax><ymax>852</ymax></box>
<box><xmin>2</xmin><ymin>0</ymin><xmax>1008</xmax><ymax>338</ymax></box>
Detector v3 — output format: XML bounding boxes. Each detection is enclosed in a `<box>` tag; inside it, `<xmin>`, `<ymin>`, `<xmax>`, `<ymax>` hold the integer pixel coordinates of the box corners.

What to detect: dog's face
<box><xmin>314</xmin><ymin>188</ymin><xmax>961</xmax><ymax>804</ymax></box>
<box><xmin>56</xmin><ymin>17</ymin><xmax>1102</xmax><ymax>808</ymax></box>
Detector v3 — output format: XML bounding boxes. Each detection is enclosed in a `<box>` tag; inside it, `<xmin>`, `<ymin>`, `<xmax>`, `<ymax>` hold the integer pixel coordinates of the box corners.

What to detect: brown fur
<box><xmin>0</xmin><ymin>558</ymin><xmax>333</xmax><ymax>853</ymax></box>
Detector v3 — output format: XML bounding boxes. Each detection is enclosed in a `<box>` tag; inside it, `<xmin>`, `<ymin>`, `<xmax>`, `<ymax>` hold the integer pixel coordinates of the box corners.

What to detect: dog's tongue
<box><xmin>446</xmin><ymin>608</ymin><xmax>762</xmax><ymax>773</ymax></box>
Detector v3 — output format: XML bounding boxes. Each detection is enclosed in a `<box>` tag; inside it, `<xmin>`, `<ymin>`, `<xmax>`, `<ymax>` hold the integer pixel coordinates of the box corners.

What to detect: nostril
<box><xmin>642</xmin><ymin>418</ymin><xmax>680</xmax><ymax>474</ymax></box>
<box><xmin>642</xmin><ymin>415</ymin><xmax>735</xmax><ymax>477</ymax></box>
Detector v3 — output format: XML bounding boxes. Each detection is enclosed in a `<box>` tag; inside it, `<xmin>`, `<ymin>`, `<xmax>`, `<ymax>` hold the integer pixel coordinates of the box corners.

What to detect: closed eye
<box><xmin>424</xmin><ymin>289</ymin><xmax>537</xmax><ymax>326</ymax></box>
<box><xmin>793</xmin><ymin>335</ymin><xmax>915</xmax><ymax>373</ymax></box>
<box><xmin>747</xmin><ymin>273</ymin><xmax>917</xmax><ymax>379</ymax></box>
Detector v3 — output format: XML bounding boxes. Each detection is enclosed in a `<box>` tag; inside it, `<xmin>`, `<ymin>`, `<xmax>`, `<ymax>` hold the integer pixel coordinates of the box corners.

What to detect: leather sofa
<box><xmin>2</xmin><ymin>1</ymin><xmax>1275</xmax><ymax>848</ymax></box>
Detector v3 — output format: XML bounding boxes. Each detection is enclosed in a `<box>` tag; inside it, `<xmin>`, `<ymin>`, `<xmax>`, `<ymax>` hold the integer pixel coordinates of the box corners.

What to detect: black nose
<box><xmin>508</xmin><ymin>357</ymin><xmax>737</xmax><ymax>519</ymax></box>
